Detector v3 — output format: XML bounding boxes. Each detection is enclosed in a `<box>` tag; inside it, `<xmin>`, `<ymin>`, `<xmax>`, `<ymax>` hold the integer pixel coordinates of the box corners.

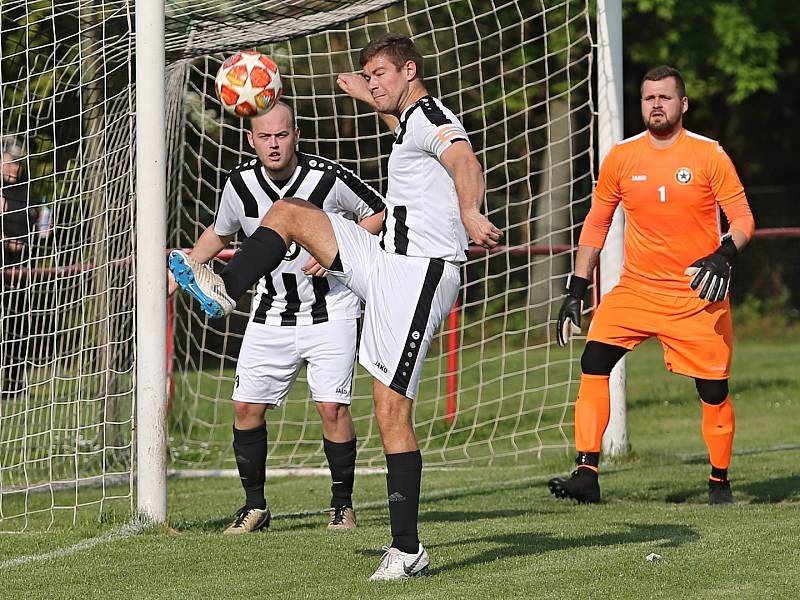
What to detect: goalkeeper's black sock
<box><xmin>710</xmin><ymin>466</ymin><xmax>728</xmax><ymax>482</ymax></box>
<box><xmin>232</xmin><ymin>423</ymin><xmax>268</xmax><ymax>510</ymax></box>
<box><xmin>576</xmin><ymin>451</ymin><xmax>600</xmax><ymax>472</ymax></box>
<box><xmin>221</xmin><ymin>227</ymin><xmax>287</xmax><ymax>300</ymax></box>
<box><xmin>323</xmin><ymin>437</ymin><xmax>357</xmax><ymax>508</ymax></box>
<box><xmin>386</xmin><ymin>450</ymin><xmax>422</xmax><ymax>554</ymax></box>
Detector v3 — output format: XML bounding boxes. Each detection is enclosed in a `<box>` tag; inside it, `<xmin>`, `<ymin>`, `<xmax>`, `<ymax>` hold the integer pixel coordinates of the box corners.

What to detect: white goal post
<box><xmin>135</xmin><ymin>0</ymin><xmax>168</xmax><ymax>524</ymax></box>
<box><xmin>0</xmin><ymin>0</ymin><xmax>625</xmax><ymax>530</ymax></box>
<box><xmin>595</xmin><ymin>0</ymin><xmax>627</xmax><ymax>456</ymax></box>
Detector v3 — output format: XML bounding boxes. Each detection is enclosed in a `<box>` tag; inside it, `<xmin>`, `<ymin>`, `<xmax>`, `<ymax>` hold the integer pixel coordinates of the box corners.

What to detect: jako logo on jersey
<box><xmin>675</xmin><ymin>167</ymin><xmax>692</xmax><ymax>184</ymax></box>
<box><xmin>374</xmin><ymin>361</ymin><xmax>389</xmax><ymax>373</ymax></box>
<box><xmin>335</xmin><ymin>386</ymin><xmax>350</xmax><ymax>395</ymax></box>
<box><xmin>283</xmin><ymin>241</ymin><xmax>301</xmax><ymax>262</ymax></box>
<box><xmin>631</xmin><ymin>175</ymin><xmax>647</xmax><ymax>181</ymax></box>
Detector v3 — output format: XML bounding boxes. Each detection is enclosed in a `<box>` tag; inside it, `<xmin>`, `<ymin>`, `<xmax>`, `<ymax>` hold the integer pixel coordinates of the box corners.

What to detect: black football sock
<box><xmin>323</xmin><ymin>437</ymin><xmax>357</xmax><ymax>508</ymax></box>
<box><xmin>232</xmin><ymin>423</ymin><xmax>268</xmax><ymax>510</ymax></box>
<box><xmin>221</xmin><ymin>226</ymin><xmax>287</xmax><ymax>300</ymax></box>
<box><xmin>386</xmin><ymin>450</ymin><xmax>422</xmax><ymax>554</ymax></box>
<box><xmin>711</xmin><ymin>466</ymin><xmax>728</xmax><ymax>482</ymax></box>
<box><xmin>576</xmin><ymin>451</ymin><xmax>600</xmax><ymax>472</ymax></box>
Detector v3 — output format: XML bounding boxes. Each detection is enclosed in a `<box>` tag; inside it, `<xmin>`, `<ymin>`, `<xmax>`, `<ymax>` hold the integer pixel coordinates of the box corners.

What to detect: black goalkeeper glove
<box><xmin>556</xmin><ymin>275</ymin><xmax>589</xmax><ymax>347</ymax></box>
<box><xmin>684</xmin><ymin>235</ymin><xmax>738</xmax><ymax>302</ymax></box>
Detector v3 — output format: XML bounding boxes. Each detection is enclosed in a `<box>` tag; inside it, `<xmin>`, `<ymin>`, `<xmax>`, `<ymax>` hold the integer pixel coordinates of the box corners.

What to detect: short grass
<box><xmin>0</xmin><ymin>337</ymin><xmax>798</xmax><ymax>599</ymax></box>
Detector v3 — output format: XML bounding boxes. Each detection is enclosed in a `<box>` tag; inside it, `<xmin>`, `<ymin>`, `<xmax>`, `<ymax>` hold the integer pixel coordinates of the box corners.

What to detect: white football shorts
<box><xmin>232</xmin><ymin>318</ymin><xmax>357</xmax><ymax>406</ymax></box>
<box><xmin>327</xmin><ymin>212</ymin><xmax>461</xmax><ymax>399</ymax></box>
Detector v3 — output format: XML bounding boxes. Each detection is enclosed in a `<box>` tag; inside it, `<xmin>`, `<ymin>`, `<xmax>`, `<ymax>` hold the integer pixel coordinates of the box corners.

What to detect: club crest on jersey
<box><xmin>675</xmin><ymin>167</ymin><xmax>692</xmax><ymax>184</ymax></box>
<box><xmin>283</xmin><ymin>241</ymin><xmax>301</xmax><ymax>262</ymax></box>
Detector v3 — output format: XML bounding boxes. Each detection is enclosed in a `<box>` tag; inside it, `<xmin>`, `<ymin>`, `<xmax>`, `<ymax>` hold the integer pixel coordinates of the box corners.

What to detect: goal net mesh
<box><xmin>0</xmin><ymin>0</ymin><xmax>593</xmax><ymax>529</ymax></box>
<box><xmin>167</xmin><ymin>0</ymin><xmax>594</xmax><ymax>471</ymax></box>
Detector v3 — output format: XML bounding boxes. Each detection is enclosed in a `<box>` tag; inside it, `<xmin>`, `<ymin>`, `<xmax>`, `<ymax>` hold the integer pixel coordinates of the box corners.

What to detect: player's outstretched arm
<box><xmin>168</xmin><ymin>226</ymin><xmax>233</xmax><ymax>296</ymax></box>
<box><xmin>336</xmin><ymin>73</ymin><xmax>400</xmax><ymax>131</ymax></box>
<box><xmin>440</xmin><ymin>142</ymin><xmax>501</xmax><ymax>249</ymax></box>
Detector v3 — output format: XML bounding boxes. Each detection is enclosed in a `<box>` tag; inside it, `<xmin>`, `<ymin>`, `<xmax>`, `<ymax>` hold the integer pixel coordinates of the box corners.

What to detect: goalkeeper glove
<box><xmin>684</xmin><ymin>234</ymin><xmax>737</xmax><ymax>302</ymax></box>
<box><xmin>556</xmin><ymin>275</ymin><xmax>589</xmax><ymax>347</ymax></box>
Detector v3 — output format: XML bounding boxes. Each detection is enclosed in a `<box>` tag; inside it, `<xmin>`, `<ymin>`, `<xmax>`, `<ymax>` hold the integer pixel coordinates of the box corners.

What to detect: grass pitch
<box><xmin>0</xmin><ymin>338</ymin><xmax>798</xmax><ymax>599</ymax></box>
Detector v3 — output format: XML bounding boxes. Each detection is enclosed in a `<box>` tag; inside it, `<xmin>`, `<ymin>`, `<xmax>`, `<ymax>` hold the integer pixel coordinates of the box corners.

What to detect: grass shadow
<box><xmin>738</xmin><ymin>475</ymin><xmax>800</xmax><ymax>503</ymax></box>
<box><xmin>356</xmin><ymin>522</ymin><xmax>698</xmax><ymax>576</ymax></box>
<box><xmin>432</xmin><ymin>523</ymin><xmax>698</xmax><ymax>574</ymax></box>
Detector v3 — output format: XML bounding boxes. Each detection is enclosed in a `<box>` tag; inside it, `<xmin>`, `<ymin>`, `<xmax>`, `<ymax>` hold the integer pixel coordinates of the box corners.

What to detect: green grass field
<box><xmin>0</xmin><ymin>337</ymin><xmax>798</xmax><ymax>599</ymax></box>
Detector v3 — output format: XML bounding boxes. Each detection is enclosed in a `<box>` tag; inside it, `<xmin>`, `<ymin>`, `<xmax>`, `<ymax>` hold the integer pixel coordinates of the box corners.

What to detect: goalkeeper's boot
<box><xmin>169</xmin><ymin>250</ymin><xmax>236</xmax><ymax>319</ymax></box>
<box><xmin>369</xmin><ymin>544</ymin><xmax>429</xmax><ymax>581</ymax></box>
<box><xmin>327</xmin><ymin>505</ymin><xmax>357</xmax><ymax>530</ymax></box>
<box><xmin>708</xmin><ymin>479</ymin><xmax>734</xmax><ymax>505</ymax></box>
<box><xmin>548</xmin><ymin>466</ymin><xmax>601</xmax><ymax>504</ymax></box>
<box><xmin>223</xmin><ymin>505</ymin><xmax>271</xmax><ymax>535</ymax></box>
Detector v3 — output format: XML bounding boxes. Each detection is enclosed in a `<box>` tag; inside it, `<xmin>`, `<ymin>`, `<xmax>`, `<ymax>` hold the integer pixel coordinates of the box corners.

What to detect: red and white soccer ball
<box><xmin>215</xmin><ymin>51</ymin><xmax>283</xmax><ymax>118</ymax></box>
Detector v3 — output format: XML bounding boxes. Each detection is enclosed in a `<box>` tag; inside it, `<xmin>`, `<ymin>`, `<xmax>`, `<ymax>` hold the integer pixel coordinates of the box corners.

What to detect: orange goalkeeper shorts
<box><xmin>586</xmin><ymin>284</ymin><xmax>733</xmax><ymax>380</ymax></box>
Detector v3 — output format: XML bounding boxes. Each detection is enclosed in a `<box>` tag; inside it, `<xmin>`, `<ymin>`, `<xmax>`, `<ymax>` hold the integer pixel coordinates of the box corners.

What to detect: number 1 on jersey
<box><xmin>657</xmin><ymin>185</ymin><xmax>666</xmax><ymax>203</ymax></box>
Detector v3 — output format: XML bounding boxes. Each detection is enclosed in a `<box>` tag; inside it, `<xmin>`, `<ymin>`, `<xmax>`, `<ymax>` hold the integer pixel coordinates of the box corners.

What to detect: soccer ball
<box><xmin>215</xmin><ymin>51</ymin><xmax>283</xmax><ymax>118</ymax></box>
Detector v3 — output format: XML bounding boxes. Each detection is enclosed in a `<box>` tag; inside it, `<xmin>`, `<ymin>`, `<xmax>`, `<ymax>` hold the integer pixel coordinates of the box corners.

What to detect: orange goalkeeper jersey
<box><xmin>579</xmin><ymin>129</ymin><xmax>755</xmax><ymax>296</ymax></box>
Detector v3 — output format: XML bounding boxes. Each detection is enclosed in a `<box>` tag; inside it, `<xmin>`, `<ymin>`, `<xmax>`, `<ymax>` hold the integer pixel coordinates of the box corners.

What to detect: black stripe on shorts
<box><xmin>389</xmin><ymin>258</ymin><xmax>445</xmax><ymax>396</ymax></box>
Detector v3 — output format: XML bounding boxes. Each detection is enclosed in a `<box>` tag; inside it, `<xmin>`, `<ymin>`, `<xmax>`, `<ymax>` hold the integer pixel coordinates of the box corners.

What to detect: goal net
<box><xmin>0</xmin><ymin>0</ymin><xmax>594</xmax><ymax>530</ymax></box>
<box><xmin>166</xmin><ymin>0</ymin><xmax>594</xmax><ymax>471</ymax></box>
<box><xmin>0</xmin><ymin>0</ymin><xmax>136</xmax><ymax>530</ymax></box>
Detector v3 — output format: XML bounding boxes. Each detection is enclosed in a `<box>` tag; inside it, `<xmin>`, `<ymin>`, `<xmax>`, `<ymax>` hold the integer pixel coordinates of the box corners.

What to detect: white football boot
<box><xmin>169</xmin><ymin>250</ymin><xmax>235</xmax><ymax>318</ymax></box>
<box><xmin>368</xmin><ymin>544</ymin><xmax>429</xmax><ymax>581</ymax></box>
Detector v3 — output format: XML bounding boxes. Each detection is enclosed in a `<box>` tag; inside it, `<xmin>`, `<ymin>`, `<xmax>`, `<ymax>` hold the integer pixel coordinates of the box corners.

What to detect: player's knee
<box><xmin>695</xmin><ymin>378</ymin><xmax>729</xmax><ymax>405</ymax></box>
<box><xmin>233</xmin><ymin>400</ymin><xmax>267</xmax><ymax>428</ymax></box>
<box><xmin>374</xmin><ymin>400</ymin><xmax>411</xmax><ymax>431</ymax></box>
<box><xmin>316</xmin><ymin>401</ymin><xmax>348</xmax><ymax>425</ymax></box>
<box><xmin>262</xmin><ymin>197</ymin><xmax>303</xmax><ymax>226</ymax></box>
<box><xmin>580</xmin><ymin>341</ymin><xmax>627</xmax><ymax>376</ymax></box>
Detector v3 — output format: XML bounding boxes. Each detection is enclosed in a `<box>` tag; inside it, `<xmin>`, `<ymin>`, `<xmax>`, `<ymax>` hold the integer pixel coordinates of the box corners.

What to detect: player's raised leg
<box><xmin>368</xmin><ymin>380</ymin><xmax>429</xmax><ymax>580</ymax></box>
<box><xmin>170</xmin><ymin>198</ymin><xmax>341</xmax><ymax>319</ymax></box>
<box><xmin>224</xmin><ymin>400</ymin><xmax>271</xmax><ymax>534</ymax></box>
<box><xmin>548</xmin><ymin>341</ymin><xmax>627</xmax><ymax>504</ymax></box>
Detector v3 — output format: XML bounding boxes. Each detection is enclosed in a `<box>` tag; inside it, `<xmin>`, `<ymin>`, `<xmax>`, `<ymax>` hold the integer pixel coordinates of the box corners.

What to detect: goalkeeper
<box><xmin>550</xmin><ymin>66</ymin><xmax>754</xmax><ymax>505</ymax></box>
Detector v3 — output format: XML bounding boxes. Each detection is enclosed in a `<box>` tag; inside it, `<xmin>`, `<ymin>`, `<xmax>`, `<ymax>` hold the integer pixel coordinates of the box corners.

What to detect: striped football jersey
<box><xmin>214</xmin><ymin>151</ymin><xmax>385</xmax><ymax>325</ymax></box>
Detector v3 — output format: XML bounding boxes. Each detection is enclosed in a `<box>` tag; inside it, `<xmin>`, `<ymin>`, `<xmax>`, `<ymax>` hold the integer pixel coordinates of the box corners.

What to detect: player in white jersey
<box><xmin>169</xmin><ymin>34</ymin><xmax>501</xmax><ymax>578</ymax></box>
<box><xmin>169</xmin><ymin>102</ymin><xmax>385</xmax><ymax>534</ymax></box>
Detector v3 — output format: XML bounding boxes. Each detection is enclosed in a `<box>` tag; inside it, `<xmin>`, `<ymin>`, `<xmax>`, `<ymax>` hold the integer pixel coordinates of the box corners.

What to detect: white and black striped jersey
<box><xmin>214</xmin><ymin>151</ymin><xmax>385</xmax><ymax>326</ymax></box>
<box><xmin>381</xmin><ymin>95</ymin><xmax>470</xmax><ymax>262</ymax></box>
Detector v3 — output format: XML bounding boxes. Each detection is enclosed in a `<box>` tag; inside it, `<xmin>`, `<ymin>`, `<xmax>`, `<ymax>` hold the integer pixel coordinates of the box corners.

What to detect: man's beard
<box><xmin>646</xmin><ymin>112</ymin><xmax>677</xmax><ymax>135</ymax></box>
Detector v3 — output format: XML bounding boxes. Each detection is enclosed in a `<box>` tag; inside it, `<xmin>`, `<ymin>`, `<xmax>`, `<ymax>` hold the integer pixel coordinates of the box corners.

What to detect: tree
<box><xmin>623</xmin><ymin>0</ymin><xmax>800</xmax><ymax>311</ymax></box>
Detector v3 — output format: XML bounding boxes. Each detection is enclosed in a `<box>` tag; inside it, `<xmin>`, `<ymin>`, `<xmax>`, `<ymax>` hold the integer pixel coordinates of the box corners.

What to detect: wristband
<box><xmin>566</xmin><ymin>275</ymin><xmax>589</xmax><ymax>299</ymax></box>
<box><xmin>716</xmin><ymin>234</ymin><xmax>738</xmax><ymax>262</ymax></box>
